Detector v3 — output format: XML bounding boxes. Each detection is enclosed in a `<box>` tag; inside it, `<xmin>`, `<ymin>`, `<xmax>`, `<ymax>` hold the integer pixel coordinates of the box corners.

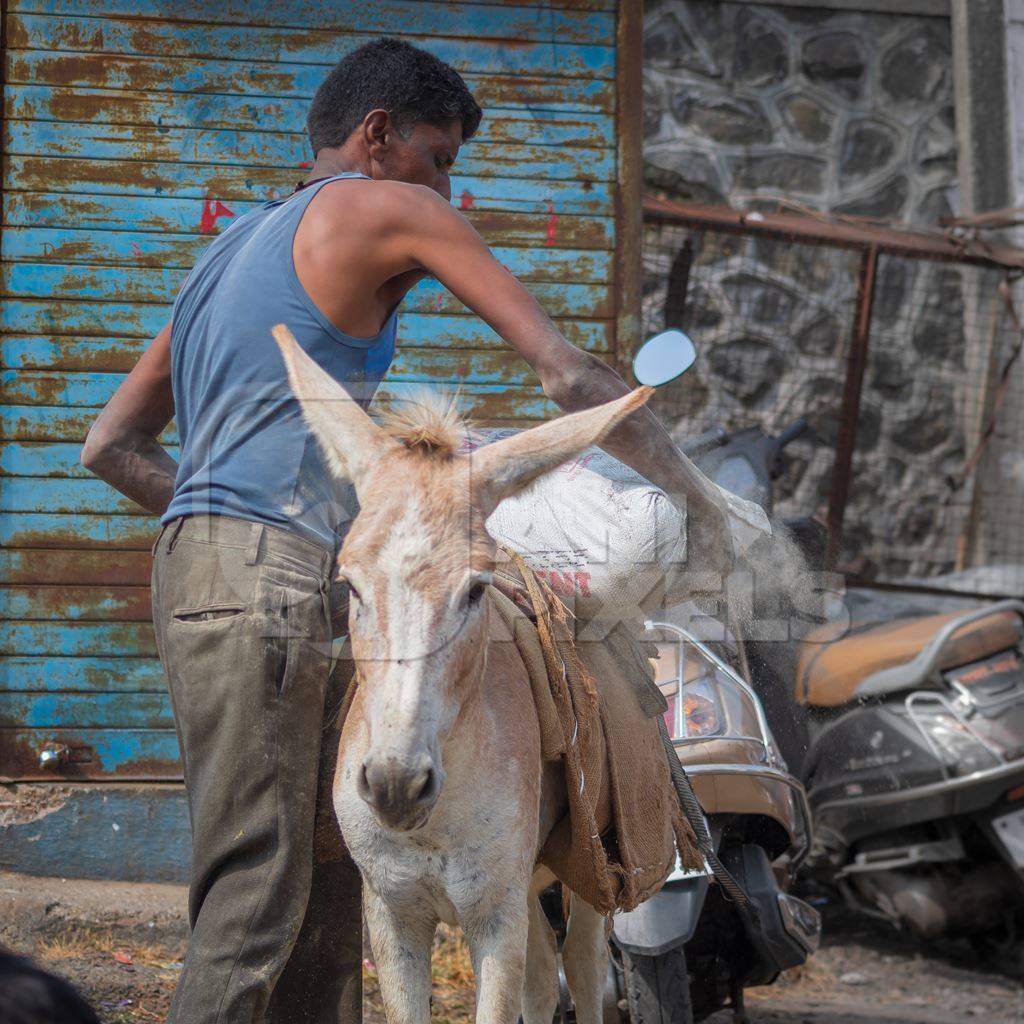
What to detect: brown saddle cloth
<box><xmin>491</xmin><ymin>551</ymin><xmax>701</xmax><ymax>915</ymax></box>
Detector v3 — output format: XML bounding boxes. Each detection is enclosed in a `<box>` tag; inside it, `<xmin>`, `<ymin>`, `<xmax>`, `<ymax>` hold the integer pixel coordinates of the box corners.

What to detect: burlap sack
<box><xmin>491</xmin><ymin>553</ymin><xmax>701</xmax><ymax>915</ymax></box>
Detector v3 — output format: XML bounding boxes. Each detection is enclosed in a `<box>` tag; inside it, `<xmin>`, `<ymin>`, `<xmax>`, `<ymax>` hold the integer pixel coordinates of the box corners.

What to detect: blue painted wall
<box><xmin>0</xmin><ymin>0</ymin><xmax>623</xmax><ymax>870</ymax></box>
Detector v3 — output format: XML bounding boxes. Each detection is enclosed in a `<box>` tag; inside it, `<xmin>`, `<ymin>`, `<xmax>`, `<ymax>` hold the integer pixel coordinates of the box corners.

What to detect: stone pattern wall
<box><xmin>643</xmin><ymin>0</ymin><xmax>957</xmax><ymax>221</ymax></box>
<box><xmin>639</xmin><ymin>1</ymin><xmax>1018</xmax><ymax>581</ymax></box>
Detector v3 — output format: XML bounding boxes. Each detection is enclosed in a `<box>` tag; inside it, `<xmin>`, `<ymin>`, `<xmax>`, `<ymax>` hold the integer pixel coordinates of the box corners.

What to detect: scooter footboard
<box><xmin>611</xmin><ymin>877</ymin><xmax>710</xmax><ymax>957</ymax></box>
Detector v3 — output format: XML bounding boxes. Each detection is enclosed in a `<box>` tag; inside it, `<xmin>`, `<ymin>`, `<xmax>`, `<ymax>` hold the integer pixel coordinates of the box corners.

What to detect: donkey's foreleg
<box><xmin>563</xmin><ymin>894</ymin><xmax>609</xmax><ymax>1024</ymax></box>
<box><xmin>466</xmin><ymin>895</ymin><xmax>530</xmax><ymax>1024</ymax></box>
<box><xmin>363</xmin><ymin>886</ymin><xmax>436</xmax><ymax>1024</ymax></box>
<box><xmin>521</xmin><ymin>893</ymin><xmax>558</xmax><ymax>1024</ymax></box>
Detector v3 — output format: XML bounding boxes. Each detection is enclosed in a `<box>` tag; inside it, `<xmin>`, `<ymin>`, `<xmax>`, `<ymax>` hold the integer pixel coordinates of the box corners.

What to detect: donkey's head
<box><xmin>274</xmin><ymin>325</ymin><xmax>651</xmax><ymax>831</ymax></box>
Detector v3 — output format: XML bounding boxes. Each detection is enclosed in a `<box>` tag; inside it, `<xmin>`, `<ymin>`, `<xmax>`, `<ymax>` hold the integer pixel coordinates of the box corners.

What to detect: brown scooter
<box><xmin>600</xmin><ymin>621</ymin><xmax>820</xmax><ymax>1024</ymax></box>
<box><xmin>539</xmin><ymin>331</ymin><xmax>819</xmax><ymax>1023</ymax></box>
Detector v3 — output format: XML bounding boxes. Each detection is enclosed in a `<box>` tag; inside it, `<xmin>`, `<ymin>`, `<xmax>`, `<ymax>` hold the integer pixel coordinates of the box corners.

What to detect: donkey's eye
<box><xmin>467</xmin><ymin>582</ymin><xmax>487</xmax><ymax>607</ymax></box>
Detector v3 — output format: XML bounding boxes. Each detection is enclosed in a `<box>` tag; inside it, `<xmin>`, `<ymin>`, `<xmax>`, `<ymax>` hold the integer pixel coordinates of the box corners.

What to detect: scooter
<box><xmin>539</xmin><ymin>619</ymin><xmax>820</xmax><ymax>1024</ymax></box>
<box><xmin>564</xmin><ymin>332</ymin><xmax>822</xmax><ymax>1024</ymax></box>
<box><xmin>608</xmin><ymin>622</ymin><xmax>821</xmax><ymax>1023</ymax></box>
<box><xmin>692</xmin><ymin>419</ymin><xmax>1024</xmax><ymax>952</ymax></box>
<box><xmin>537</xmin><ymin>333</ymin><xmax>821</xmax><ymax>1023</ymax></box>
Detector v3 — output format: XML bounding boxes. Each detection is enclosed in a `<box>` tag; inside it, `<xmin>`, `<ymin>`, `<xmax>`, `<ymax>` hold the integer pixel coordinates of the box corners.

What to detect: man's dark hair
<box><xmin>307</xmin><ymin>38</ymin><xmax>482</xmax><ymax>154</ymax></box>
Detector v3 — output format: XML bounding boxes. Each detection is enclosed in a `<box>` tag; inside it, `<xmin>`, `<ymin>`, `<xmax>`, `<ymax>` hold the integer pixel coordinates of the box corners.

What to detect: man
<box><xmin>83</xmin><ymin>38</ymin><xmax>733</xmax><ymax>1024</ymax></box>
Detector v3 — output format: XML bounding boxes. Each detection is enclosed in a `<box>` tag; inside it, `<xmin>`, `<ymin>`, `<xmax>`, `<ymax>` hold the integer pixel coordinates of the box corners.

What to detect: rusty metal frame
<box><xmin>743</xmin><ymin>0</ymin><xmax>950</xmax><ymax>14</ymax></box>
<box><xmin>614</xmin><ymin>0</ymin><xmax>643</xmax><ymax>380</ymax></box>
<box><xmin>643</xmin><ymin>195</ymin><xmax>1024</xmax><ymax>578</ymax></box>
<box><xmin>826</xmin><ymin>246</ymin><xmax>878</xmax><ymax>566</ymax></box>
<box><xmin>643</xmin><ymin>196</ymin><xmax>1024</xmax><ymax>272</ymax></box>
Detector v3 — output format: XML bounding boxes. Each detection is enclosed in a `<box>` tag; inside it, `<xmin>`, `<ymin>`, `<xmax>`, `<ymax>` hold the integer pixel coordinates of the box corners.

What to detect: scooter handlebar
<box><xmin>775</xmin><ymin>418</ymin><xmax>809</xmax><ymax>449</ymax></box>
<box><xmin>682</xmin><ymin>426</ymin><xmax>729</xmax><ymax>459</ymax></box>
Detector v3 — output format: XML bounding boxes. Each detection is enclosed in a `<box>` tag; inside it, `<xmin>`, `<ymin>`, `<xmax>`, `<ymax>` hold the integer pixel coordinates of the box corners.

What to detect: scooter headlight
<box><xmin>651</xmin><ymin>635</ymin><xmax>766</xmax><ymax>746</ymax></box>
<box><xmin>917</xmin><ymin>707</ymin><xmax>1000</xmax><ymax>776</ymax></box>
<box><xmin>680</xmin><ymin>679</ymin><xmax>723</xmax><ymax>738</ymax></box>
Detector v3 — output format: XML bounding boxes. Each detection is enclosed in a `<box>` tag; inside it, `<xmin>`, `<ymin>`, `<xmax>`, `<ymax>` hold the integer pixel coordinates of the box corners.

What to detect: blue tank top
<box><xmin>162</xmin><ymin>173</ymin><xmax>397</xmax><ymax>549</ymax></box>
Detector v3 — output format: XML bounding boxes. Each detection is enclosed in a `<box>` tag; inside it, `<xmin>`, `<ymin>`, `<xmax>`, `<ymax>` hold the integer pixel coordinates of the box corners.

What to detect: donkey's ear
<box><xmin>272</xmin><ymin>323</ymin><xmax>397</xmax><ymax>488</ymax></box>
<box><xmin>470</xmin><ymin>386</ymin><xmax>654</xmax><ymax>515</ymax></box>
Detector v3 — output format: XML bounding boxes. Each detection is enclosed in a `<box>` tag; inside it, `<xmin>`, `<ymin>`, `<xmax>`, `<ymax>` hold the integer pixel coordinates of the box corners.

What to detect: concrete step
<box><xmin>0</xmin><ymin>784</ymin><xmax>190</xmax><ymax>883</ymax></box>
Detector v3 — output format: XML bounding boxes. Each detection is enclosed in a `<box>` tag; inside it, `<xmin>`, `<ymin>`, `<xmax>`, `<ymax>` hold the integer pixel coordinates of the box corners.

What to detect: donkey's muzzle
<box><xmin>358</xmin><ymin>754</ymin><xmax>441</xmax><ymax>830</ymax></box>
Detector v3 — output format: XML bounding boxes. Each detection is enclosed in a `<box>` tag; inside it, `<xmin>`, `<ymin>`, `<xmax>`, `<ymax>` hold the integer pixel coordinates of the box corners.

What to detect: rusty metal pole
<box><xmin>826</xmin><ymin>245</ymin><xmax>879</xmax><ymax>568</ymax></box>
<box><xmin>614</xmin><ymin>0</ymin><xmax>643</xmax><ymax>380</ymax></box>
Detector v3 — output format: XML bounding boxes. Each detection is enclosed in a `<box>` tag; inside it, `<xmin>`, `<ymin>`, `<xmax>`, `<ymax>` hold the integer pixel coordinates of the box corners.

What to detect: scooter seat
<box><xmin>795</xmin><ymin>608</ymin><xmax>1023</xmax><ymax>707</ymax></box>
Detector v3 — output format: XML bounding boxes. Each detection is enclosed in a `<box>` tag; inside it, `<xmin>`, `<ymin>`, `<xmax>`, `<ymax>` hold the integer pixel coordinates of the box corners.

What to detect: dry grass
<box><xmin>35</xmin><ymin>921</ymin><xmax>478</xmax><ymax>1024</ymax></box>
<box><xmin>35</xmin><ymin>926</ymin><xmax>181</xmax><ymax>969</ymax></box>
<box><xmin>431</xmin><ymin>924</ymin><xmax>475</xmax><ymax>991</ymax></box>
<box><xmin>362</xmin><ymin>923</ymin><xmax>476</xmax><ymax>1024</ymax></box>
<box><xmin>30</xmin><ymin>924</ymin><xmax>183</xmax><ymax>1024</ymax></box>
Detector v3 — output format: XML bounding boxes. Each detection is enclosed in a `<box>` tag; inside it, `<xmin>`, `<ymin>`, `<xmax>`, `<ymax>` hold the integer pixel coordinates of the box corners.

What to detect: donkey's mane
<box><xmin>380</xmin><ymin>389</ymin><xmax>473</xmax><ymax>459</ymax></box>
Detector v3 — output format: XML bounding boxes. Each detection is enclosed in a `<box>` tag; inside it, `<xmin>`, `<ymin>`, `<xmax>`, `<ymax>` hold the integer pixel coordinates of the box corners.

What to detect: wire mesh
<box><xmin>643</xmin><ymin>212</ymin><xmax>1024</xmax><ymax>596</ymax></box>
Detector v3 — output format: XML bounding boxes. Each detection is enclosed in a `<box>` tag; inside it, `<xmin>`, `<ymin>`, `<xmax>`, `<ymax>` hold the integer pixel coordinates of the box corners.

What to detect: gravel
<box><xmin>3</xmin><ymin>873</ymin><xmax>1022</xmax><ymax>1023</ymax></box>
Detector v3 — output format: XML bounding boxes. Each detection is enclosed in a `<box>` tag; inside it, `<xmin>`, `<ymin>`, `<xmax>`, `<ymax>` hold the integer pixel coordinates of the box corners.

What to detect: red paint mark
<box><xmin>298</xmin><ymin>159</ymin><xmax>314</xmax><ymax>169</ymax></box>
<box><xmin>130</xmin><ymin>241</ymin><xmax>143</xmax><ymax>258</ymax></box>
<box><xmin>540</xmin><ymin>571</ymin><xmax>570</xmax><ymax>597</ymax></box>
<box><xmin>545</xmin><ymin>200</ymin><xmax>558</xmax><ymax>247</ymax></box>
<box><xmin>199</xmin><ymin>197</ymin><xmax>236</xmax><ymax>234</ymax></box>
<box><xmin>434</xmin><ymin>292</ymin><xmax>444</xmax><ymax>310</ymax></box>
<box><xmin>536</xmin><ymin>569</ymin><xmax>591</xmax><ymax>598</ymax></box>
<box><xmin>459</xmin><ymin>189</ymin><xmax>475</xmax><ymax>210</ymax></box>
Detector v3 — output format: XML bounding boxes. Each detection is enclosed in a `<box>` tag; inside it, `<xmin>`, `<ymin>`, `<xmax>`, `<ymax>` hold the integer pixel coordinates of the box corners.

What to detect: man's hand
<box><xmin>80</xmin><ymin>321</ymin><xmax>178</xmax><ymax>516</ymax></box>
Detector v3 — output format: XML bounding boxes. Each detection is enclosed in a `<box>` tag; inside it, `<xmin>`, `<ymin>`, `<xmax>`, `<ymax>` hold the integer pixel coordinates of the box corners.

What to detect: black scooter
<box><xmin>693</xmin><ymin>421</ymin><xmax>1024</xmax><ymax>951</ymax></box>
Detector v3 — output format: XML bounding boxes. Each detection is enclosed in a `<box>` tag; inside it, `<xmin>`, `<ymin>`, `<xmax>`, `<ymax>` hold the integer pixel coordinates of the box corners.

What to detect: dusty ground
<box><xmin>2</xmin><ymin>873</ymin><xmax>1022</xmax><ymax>1023</ymax></box>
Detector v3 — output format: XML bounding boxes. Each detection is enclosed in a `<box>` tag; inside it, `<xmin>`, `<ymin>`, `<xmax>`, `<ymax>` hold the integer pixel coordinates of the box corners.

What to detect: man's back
<box><xmin>165</xmin><ymin>172</ymin><xmax>397</xmax><ymax>549</ymax></box>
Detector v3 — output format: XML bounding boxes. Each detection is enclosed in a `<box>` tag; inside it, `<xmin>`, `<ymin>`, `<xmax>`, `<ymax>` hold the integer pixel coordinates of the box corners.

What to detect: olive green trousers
<box><xmin>152</xmin><ymin>515</ymin><xmax>360</xmax><ymax>1024</ymax></box>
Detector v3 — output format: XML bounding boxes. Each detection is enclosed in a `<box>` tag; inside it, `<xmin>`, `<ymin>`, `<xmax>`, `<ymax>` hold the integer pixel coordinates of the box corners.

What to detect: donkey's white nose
<box><xmin>358</xmin><ymin>752</ymin><xmax>441</xmax><ymax>830</ymax></box>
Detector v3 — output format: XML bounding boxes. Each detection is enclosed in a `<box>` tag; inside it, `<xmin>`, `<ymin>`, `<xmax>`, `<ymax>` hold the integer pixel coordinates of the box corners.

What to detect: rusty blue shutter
<box><xmin>1</xmin><ymin>0</ymin><xmax>622</xmax><ymax>781</ymax></box>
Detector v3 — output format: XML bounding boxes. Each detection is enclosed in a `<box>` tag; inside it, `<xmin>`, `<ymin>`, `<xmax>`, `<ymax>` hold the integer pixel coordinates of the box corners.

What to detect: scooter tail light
<box><xmin>1007</xmin><ymin>784</ymin><xmax>1024</xmax><ymax>803</ymax></box>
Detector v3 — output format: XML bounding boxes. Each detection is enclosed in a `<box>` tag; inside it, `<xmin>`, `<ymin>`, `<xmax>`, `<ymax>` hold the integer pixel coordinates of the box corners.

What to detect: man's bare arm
<box><xmin>388</xmin><ymin>188</ymin><xmax>736</xmax><ymax>565</ymax></box>
<box><xmin>80</xmin><ymin>322</ymin><xmax>178</xmax><ymax>516</ymax></box>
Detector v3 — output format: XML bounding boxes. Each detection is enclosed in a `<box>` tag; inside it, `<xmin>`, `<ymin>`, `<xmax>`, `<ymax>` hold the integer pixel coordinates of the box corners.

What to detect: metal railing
<box><xmin>643</xmin><ymin>197</ymin><xmax>1024</xmax><ymax>598</ymax></box>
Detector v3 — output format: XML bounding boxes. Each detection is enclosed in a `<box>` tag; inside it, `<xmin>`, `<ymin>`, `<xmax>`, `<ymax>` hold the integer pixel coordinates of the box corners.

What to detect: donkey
<box><xmin>273</xmin><ymin>325</ymin><xmax>653</xmax><ymax>1024</ymax></box>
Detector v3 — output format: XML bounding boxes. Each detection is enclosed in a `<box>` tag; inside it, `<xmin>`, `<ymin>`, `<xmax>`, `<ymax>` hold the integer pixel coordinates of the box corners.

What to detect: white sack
<box><xmin>469</xmin><ymin>429</ymin><xmax>770</xmax><ymax>619</ymax></box>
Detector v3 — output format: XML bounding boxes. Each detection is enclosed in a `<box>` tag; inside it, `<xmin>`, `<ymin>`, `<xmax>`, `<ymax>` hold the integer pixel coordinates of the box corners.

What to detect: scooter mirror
<box><xmin>632</xmin><ymin>329</ymin><xmax>698</xmax><ymax>387</ymax></box>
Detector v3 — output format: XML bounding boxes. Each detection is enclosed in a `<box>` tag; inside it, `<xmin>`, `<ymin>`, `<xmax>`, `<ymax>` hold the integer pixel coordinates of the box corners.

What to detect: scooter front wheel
<box><xmin>621</xmin><ymin>948</ymin><xmax>694</xmax><ymax>1024</ymax></box>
